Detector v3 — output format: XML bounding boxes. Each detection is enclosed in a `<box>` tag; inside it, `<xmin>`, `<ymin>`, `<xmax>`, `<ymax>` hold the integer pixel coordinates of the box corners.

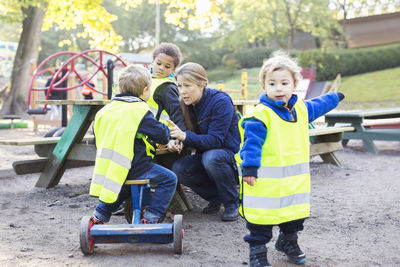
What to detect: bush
<box><xmin>298</xmin><ymin>44</ymin><xmax>400</xmax><ymax>80</ymax></box>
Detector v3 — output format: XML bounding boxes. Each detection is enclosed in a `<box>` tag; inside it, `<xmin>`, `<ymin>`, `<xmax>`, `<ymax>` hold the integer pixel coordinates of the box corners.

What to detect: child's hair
<box><xmin>258</xmin><ymin>50</ymin><xmax>302</xmax><ymax>88</ymax></box>
<box><xmin>152</xmin><ymin>42</ymin><xmax>182</xmax><ymax>68</ymax></box>
<box><xmin>175</xmin><ymin>62</ymin><xmax>208</xmax><ymax>88</ymax></box>
<box><xmin>118</xmin><ymin>64</ymin><xmax>151</xmax><ymax>95</ymax></box>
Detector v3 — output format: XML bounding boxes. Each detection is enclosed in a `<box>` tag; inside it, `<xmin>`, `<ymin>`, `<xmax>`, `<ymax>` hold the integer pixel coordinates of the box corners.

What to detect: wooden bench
<box><xmin>309</xmin><ymin>126</ymin><xmax>355</xmax><ymax>167</ymax></box>
<box><xmin>0</xmin><ymin>135</ymin><xmax>95</xmax><ymax>175</ymax></box>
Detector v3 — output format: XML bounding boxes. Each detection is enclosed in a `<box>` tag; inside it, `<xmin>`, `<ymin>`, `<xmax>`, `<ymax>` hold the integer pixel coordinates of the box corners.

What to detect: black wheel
<box><xmin>173</xmin><ymin>214</ymin><xmax>183</xmax><ymax>254</ymax></box>
<box><xmin>79</xmin><ymin>216</ymin><xmax>95</xmax><ymax>255</ymax></box>
<box><xmin>44</xmin><ymin>126</ymin><xmax>62</xmax><ymax>137</ymax></box>
<box><xmin>53</xmin><ymin>127</ymin><xmax>65</xmax><ymax>137</ymax></box>
<box><xmin>124</xmin><ymin>197</ymin><xmax>133</xmax><ymax>223</ymax></box>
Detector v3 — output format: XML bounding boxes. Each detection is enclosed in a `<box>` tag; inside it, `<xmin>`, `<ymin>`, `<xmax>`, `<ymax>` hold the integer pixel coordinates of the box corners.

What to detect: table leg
<box><xmin>320</xmin><ymin>152</ymin><xmax>343</xmax><ymax>167</ymax></box>
<box><xmin>35</xmin><ymin>105</ymin><xmax>100</xmax><ymax>188</ymax></box>
<box><xmin>362</xmin><ymin>138</ymin><xmax>378</xmax><ymax>154</ymax></box>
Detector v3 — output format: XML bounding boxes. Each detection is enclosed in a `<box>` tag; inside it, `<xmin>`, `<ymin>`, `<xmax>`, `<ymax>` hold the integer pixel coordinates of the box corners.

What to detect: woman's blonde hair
<box><xmin>118</xmin><ymin>64</ymin><xmax>151</xmax><ymax>95</ymax></box>
<box><xmin>175</xmin><ymin>62</ymin><xmax>208</xmax><ymax>88</ymax></box>
<box><xmin>258</xmin><ymin>51</ymin><xmax>302</xmax><ymax>88</ymax></box>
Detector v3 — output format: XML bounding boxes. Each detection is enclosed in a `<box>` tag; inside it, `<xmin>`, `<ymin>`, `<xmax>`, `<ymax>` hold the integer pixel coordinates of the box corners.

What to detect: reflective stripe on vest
<box><xmin>148</xmin><ymin>77</ymin><xmax>175</xmax><ymax>121</ymax></box>
<box><xmin>97</xmin><ymin>147</ymin><xmax>132</xmax><ymax>170</ymax></box>
<box><xmin>238</xmin><ymin>162</ymin><xmax>309</xmax><ymax>179</ymax></box>
<box><xmin>238</xmin><ymin>100</ymin><xmax>310</xmax><ymax>225</ymax></box>
<box><xmin>89</xmin><ymin>100</ymin><xmax>149</xmax><ymax>203</ymax></box>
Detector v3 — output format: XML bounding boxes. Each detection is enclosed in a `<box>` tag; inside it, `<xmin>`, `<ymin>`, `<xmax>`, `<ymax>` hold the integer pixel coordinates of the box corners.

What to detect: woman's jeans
<box><xmin>244</xmin><ymin>219</ymin><xmax>305</xmax><ymax>246</ymax></box>
<box><xmin>94</xmin><ymin>163</ymin><xmax>177</xmax><ymax>222</ymax></box>
<box><xmin>172</xmin><ymin>149</ymin><xmax>239</xmax><ymax>209</ymax></box>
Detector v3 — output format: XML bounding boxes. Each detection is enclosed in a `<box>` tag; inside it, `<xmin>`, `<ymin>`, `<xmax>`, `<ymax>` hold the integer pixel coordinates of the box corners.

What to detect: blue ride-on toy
<box><xmin>79</xmin><ymin>179</ymin><xmax>184</xmax><ymax>255</ymax></box>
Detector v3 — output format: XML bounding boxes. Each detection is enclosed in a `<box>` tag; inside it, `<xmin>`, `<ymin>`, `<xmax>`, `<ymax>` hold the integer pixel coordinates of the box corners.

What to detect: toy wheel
<box><xmin>124</xmin><ymin>197</ymin><xmax>133</xmax><ymax>223</ymax></box>
<box><xmin>173</xmin><ymin>214</ymin><xmax>184</xmax><ymax>254</ymax></box>
<box><xmin>44</xmin><ymin>126</ymin><xmax>62</xmax><ymax>137</ymax></box>
<box><xmin>80</xmin><ymin>216</ymin><xmax>95</xmax><ymax>255</ymax></box>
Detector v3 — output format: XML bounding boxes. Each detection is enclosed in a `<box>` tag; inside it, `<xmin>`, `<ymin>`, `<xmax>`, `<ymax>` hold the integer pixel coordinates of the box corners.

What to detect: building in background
<box><xmin>0</xmin><ymin>41</ymin><xmax>18</xmax><ymax>77</ymax></box>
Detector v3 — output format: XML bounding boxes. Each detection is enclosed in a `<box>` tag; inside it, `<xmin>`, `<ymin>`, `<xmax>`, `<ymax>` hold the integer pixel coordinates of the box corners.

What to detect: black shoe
<box><xmin>249</xmin><ymin>244</ymin><xmax>271</xmax><ymax>267</ymax></box>
<box><xmin>221</xmin><ymin>206</ymin><xmax>239</xmax><ymax>221</ymax></box>
<box><xmin>202</xmin><ymin>203</ymin><xmax>221</xmax><ymax>214</ymax></box>
<box><xmin>275</xmin><ymin>232</ymin><xmax>306</xmax><ymax>264</ymax></box>
<box><xmin>111</xmin><ymin>202</ymin><xmax>125</xmax><ymax>216</ymax></box>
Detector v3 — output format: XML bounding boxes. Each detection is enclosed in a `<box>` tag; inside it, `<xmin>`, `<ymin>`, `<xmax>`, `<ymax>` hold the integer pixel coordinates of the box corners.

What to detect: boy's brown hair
<box><xmin>118</xmin><ymin>64</ymin><xmax>151</xmax><ymax>95</ymax></box>
<box><xmin>152</xmin><ymin>42</ymin><xmax>182</xmax><ymax>69</ymax></box>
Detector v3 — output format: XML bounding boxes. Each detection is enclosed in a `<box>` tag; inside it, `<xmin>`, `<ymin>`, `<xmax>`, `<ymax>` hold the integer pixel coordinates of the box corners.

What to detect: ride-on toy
<box><xmin>79</xmin><ymin>179</ymin><xmax>184</xmax><ymax>255</ymax></box>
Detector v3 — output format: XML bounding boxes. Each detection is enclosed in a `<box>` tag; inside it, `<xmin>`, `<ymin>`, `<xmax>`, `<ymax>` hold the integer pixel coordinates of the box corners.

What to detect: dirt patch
<box><xmin>0</xmin><ymin>127</ymin><xmax>399</xmax><ymax>266</ymax></box>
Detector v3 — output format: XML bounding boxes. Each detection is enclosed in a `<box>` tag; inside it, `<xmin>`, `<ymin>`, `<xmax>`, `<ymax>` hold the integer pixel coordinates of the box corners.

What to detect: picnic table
<box><xmin>325</xmin><ymin>108</ymin><xmax>400</xmax><ymax>154</ymax></box>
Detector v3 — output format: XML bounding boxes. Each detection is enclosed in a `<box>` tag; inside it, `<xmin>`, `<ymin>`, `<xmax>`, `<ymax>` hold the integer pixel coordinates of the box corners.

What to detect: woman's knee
<box><xmin>202</xmin><ymin>149</ymin><xmax>230</xmax><ymax>169</ymax></box>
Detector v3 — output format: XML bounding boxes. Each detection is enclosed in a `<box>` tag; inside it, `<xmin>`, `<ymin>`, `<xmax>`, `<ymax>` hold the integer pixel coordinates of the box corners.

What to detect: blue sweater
<box><xmin>240</xmin><ymin>92</ymin><xmax>341</xmax><ymax>177</ymax></box>
<box><xmin>183</xmin><ymin>88</ymin><xmax>240</xmax><ymax>155</ymax></box>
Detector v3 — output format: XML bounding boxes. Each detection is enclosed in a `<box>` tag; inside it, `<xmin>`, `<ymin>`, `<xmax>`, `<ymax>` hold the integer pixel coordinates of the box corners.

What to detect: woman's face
<box><xmin>177</xmin><ymin>76</ymin><xmax>204</xmax><ymax>105</ymax></box>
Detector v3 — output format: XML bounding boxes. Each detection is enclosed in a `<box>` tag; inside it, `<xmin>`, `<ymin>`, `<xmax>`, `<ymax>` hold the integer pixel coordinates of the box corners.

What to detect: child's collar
<box><xmin>260</xmin><ymin>94</ymin><xmax>298</xmax><ymax>109</ymax></box>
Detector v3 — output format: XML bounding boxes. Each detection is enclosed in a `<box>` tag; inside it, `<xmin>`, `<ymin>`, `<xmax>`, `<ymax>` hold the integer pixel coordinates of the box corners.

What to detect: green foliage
<box><xmin>298</xmin><ymin>44</ymin><xmax>400</xmax><ymax>80</ymax></box>
<box><xmin>181</xmin><ymin>40</ymin><xmax>229</xmax><ymax>69</ymax></box>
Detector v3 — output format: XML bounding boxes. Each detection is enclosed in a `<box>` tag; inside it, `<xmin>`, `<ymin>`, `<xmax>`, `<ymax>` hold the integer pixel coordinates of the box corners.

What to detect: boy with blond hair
<box><xmin>89</xmin><ymin>64</ymin><xmax>177</xmax><ymax>224</ymax></box>
<box><xmin>238</xmin><ymin>52</ymin><xmax>344</xmax><ymax>266</ymax></box>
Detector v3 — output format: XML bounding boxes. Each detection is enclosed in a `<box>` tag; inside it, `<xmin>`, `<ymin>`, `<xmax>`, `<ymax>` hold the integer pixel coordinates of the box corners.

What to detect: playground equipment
<box><xmin>80</xmin><ymin>179</ymin><xmax>184</xmax><ymax>255</ymax></box>
<box><xmin>27</xmin><ymin>50</ymin><xmax>127</xmax><ymax>130</ymax></box>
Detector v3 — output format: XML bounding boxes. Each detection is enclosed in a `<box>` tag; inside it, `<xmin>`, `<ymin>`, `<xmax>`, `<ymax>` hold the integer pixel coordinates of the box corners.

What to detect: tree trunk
<box><xmin>0</xmin><ymin>5</ymin><xmax>46</xmax><ymax>118</ymax></box>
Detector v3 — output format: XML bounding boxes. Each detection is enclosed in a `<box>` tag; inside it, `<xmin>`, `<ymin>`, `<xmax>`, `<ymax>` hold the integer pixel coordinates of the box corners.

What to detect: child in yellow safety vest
<box><xmin>89</xmin><ymin>64</ymin><xmax>177</xmax><ymax>224</ymax></box>
<box><xmin>237</xmin><ymin>51</ymin><xmax>345</xmax><ymax>266</ymax></box>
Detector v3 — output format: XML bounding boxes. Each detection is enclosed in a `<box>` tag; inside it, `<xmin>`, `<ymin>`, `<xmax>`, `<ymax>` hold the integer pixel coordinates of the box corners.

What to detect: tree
<box><xmin>218</xmin><ymin>0</ymin><xmax>339</xmax><ymax>50</ymax></box>
<box><xmin>0</xmin><ymin>0</ymin><xmax>223</xmax><ymax>117</ymax></box>
<box><xmin>0</xmin><ymin>0</ymin><xmax>122</xmax><ymax>117</ymax></box>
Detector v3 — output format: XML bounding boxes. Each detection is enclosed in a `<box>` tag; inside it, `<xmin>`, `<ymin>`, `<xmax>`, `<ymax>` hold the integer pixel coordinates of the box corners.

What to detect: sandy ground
<box><xmin>0</xmin><ymin>126</ymin><xmax>399</xmax><ymax>267</ymax></box>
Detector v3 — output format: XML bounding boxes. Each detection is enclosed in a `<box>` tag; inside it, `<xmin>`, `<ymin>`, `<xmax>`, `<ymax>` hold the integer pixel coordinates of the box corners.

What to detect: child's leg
<box><xmin>140</xmin><ymin>163</ymin><xmax>177</xmax><ymax>222</ymax></box>
<box><xmin>244</xmin><ymin>222</ymin><xmax>273</xmax><ymax>246</ymax></box>
<box><xmin>275</xmin><ymin>219</ymin><xmax>306</xmax><ymax>264</ymax></box>
<box><xmin>245</xmin><ymin>222</ymin><xmax>272</xmax><ymax>267</ymax></box>
<box><xmin>92</xmin><ymin>185</ymin><xmax>131</xmax><ymax>223</ymax></box>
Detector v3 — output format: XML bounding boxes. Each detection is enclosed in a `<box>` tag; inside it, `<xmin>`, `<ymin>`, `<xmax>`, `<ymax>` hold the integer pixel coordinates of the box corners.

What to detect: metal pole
<box><xmin>106</xmin><ymin>59</ymin><xmax>114</xmax><ymax>99</ymax></box>
<box><xmin>155</xmin><ymin>0</ymin><xmax>160</xmax><ymax>46</ymax></box>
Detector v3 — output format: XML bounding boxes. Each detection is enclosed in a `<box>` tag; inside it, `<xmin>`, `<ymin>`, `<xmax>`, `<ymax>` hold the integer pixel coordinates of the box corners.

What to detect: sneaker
<box><xmin>202</xmin><ymin>203</ymin><xmax>221</xmax><ymax>214</ymax></box>
<box><xmin>249</xmin><ymin>244</ymin><xmax>271</xmax><ymax>267</ymax></box>
<box><xmin>275</xmin><ymin>232</ymin><xmax>306</xmax><ymax>264</ymax></box>
<box><xmin>140</xmin><ymin>218</ymin><xmax>161</xmax><ymax>224</ymax></box>
<box><xmin>221</xmin><ymin>206</ymin><xmax>239</xmax><ymax>221</ymax></box>
<box><xmin>111</xmin><ymin>202</ymin><xmax>125</xmax><ymax>216</ymax></box>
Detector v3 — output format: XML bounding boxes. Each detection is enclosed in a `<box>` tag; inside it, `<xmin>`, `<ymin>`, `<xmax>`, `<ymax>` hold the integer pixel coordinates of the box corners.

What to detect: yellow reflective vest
<box><xmin>89</xmin><ymin>100</ymin><xmax>150</xmax><ymax>203</ymax></box>
<box><xmin>238</xmin><ymin>100</ymin><xmax>310</xmax><ymax>225</ymax></box>
<box><xmin>148</xmin><ymin>77</ymin><xmax>175</xmax><ymax>121</ymax></box>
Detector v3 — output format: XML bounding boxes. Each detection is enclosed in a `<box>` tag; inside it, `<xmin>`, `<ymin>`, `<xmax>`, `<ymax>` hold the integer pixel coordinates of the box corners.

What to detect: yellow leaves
<box><xmin>118</xmin><ymin>0</ymin><xmax>223</xmax><ymax>32</ymax></box>
<box><xmin>42</xmin><ymin>0</ymin><xmax>122</xmax><ymax>52</ymax></box>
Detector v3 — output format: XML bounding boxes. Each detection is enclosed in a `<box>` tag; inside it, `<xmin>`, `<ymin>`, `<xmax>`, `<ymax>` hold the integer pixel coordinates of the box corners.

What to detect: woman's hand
<box><xmin>167</xmin><ymin>139</ymin><xmax>184</xmax><ymax>153</ymax></box>
<box><xmin>243</xmin><ymin>176</ymin><xmax>257</xmax><ymax>186</ymax></box>
<box><xmin>166</xmin><ymin>119</ymin><xmax>186</xmax><ymax>141</ymax></box>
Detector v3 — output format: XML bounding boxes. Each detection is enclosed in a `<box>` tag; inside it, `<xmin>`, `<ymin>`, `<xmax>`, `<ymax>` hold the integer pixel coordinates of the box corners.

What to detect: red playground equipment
<box><xmin>27</xmin><ymin>50</ymin><xmax>127</xmax><ymax>117</ymax></box>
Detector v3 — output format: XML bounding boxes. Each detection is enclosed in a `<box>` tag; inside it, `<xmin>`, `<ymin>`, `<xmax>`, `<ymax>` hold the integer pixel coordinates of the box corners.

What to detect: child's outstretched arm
<box><xmin>305</xmin><ymin>91</ymin><xmax>345</xmax><ymax>122</ymax></box>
